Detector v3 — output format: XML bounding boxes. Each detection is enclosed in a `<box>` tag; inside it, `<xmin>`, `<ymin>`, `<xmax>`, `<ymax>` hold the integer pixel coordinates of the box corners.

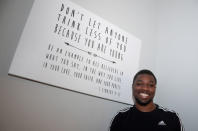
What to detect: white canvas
<box><xmin>9</xmin><ymin>0</ymin><xmax>141</xmax><ymax>104</ymax></box>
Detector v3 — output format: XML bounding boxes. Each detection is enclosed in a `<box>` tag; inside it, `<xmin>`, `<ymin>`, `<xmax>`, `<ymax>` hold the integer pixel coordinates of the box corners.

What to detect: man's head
<box><xmin>132</xmin><ymin>69</ymin><xmax>157</xmax><ymax>106</ymax></box>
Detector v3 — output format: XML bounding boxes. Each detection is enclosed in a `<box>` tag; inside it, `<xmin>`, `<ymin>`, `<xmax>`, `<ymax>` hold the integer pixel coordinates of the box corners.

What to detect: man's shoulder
<box><xmin>110</xmin><ymin>105</ymin><xmax>133</xmax><ymax>125</ymax></box>
<box><xmin>156</xmin><ymin>105</ymin><xmax>180</xmax><ymax>118</ymax></box>
<box><xmin>114</xmin><ymin>105</ymin><xmax>135</xmax><ymax>118</ymax></box>
<box><xmin>110</xmin><ymin>106</ymin><xmax>135</xmax><ymax>131</ymax></box>
<box><xmin>156</xmin><ymin>105</ymin><xmax>184</xmax><ymax>130</ymax></box>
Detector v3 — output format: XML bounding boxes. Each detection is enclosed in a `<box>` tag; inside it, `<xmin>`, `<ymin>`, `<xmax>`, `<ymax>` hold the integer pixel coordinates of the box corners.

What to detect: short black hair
<box><xmin>132</xmin><ymin>69</ymin><xmax>157</xmax><ymax>85</ymax></box>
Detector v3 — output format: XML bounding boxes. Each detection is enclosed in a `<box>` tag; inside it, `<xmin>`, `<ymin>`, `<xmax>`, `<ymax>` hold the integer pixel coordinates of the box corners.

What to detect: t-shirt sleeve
<box><xmin>109</xmin><ymin>113</ymin><xmax>123</xmax><ymax>131</ymax></box>
<box><xmin>172</xmin><ymin>112</ymin><xmax>185</xmax><ymax>131</ymax></box>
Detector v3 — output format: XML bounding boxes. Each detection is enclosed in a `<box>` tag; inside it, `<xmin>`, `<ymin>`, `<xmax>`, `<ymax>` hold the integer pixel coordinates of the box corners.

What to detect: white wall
<box><xmin>155</xmin><ymin>0</ymin><xmax>198</xmax><ymax>131</ymax></box>
<box><xmin>0</xmin><ymin>0</ymin><xmax>157</xmax><ymax>131</ymax></box>
<box><xmin>2</xmin><ymin>0</ymin><xmax>198</xmax><ymax>131</ymax></box>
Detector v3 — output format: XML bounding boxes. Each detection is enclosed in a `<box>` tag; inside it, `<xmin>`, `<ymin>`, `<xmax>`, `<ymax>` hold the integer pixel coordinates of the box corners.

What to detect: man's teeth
<box><xmin>140</xmin><ymin>93</ymin><xmax>149</xmax><ymax>97</ymax></box>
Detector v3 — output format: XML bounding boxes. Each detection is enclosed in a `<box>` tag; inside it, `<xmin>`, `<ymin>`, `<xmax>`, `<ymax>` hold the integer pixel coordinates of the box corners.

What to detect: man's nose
<box><xmin>141</xmin><ymin>84</ymin><xmax>150</xmax><ymax>90</ymax></box>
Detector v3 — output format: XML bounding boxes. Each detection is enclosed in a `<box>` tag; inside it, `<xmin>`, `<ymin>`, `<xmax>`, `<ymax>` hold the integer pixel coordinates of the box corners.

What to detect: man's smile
<box><xmin>139</xmin><ymin>92</ymin><xmax>149</xmax><ymax>98</ymax></box>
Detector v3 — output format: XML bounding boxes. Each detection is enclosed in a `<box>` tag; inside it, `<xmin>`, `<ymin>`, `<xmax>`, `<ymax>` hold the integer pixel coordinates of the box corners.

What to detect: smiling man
<box><xmin>110</xmin><ymin>69</ymin><xmax>185</xmax><ymax>131</ymax></box>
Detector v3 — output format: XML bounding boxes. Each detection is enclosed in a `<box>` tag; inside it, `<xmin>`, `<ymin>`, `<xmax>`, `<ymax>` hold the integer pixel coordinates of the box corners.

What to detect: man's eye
<box><xmin>149</xmin><ymin>84</ymin><xmax>154</xmax><ymax>87</ymax></box>
<box><xmin>136</xmin><ymin>83</ymin><xmax>143</xmax><ymax>86</ymax></box>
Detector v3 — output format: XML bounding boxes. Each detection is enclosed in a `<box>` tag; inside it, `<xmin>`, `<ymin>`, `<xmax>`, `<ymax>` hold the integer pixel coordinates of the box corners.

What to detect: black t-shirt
<box><xmin>110</xmin><ymin>105</ymin><xmax>184</xmax><ymax>131</ymax></box>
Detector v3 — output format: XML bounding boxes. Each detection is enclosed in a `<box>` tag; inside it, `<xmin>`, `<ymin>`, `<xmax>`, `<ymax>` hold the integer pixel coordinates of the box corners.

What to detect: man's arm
<box><xmin>109</xmin><ymin>113</ymin><xmax>122</xmax><ymax>131</ymax></box>
<box><xmin>173</xmin><ymin>112</ymin><xmax>185</xmax><ymax>131</ymax></box>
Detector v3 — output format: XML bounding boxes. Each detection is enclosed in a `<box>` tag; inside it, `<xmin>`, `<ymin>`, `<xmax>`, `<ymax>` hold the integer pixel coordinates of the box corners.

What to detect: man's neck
<box><xmin>135</xmin><ymin>102</ymin><xmax>156</xmax><ymax>112</ymax></box>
